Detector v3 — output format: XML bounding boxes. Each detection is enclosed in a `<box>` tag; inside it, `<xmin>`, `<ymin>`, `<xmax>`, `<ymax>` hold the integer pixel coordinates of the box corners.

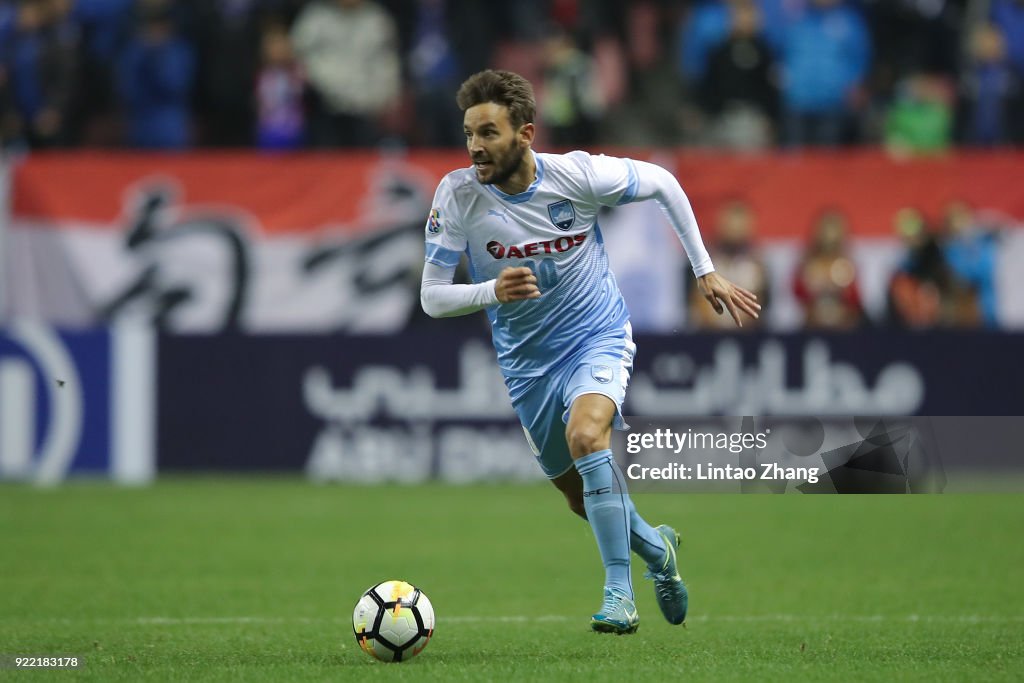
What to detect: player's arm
<box><xmin>631</xmin><ymin>160</ymin><xmax>761</xmax><ymax>327</ymax></box>
<box><xmin>421</xmin><ymin>175</ymin><xmax>539</xmax><ymax>318</ymax></box>
<box><xmin>420</xmin><ymin>263</ymin><xmax>539</xmax><ymax>318</ymax></box>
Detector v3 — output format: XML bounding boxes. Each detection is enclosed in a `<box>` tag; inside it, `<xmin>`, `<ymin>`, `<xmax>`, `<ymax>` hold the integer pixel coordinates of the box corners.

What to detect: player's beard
<box><xmin>473</xmin><ymin>139</ymin><xmax>527</xmax><ymax>188</ymax></box>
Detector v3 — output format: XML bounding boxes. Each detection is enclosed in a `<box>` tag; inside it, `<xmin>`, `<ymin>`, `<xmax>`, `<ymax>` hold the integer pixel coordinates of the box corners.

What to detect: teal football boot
<box><xmin>645</xmin><ymin>525</ymin><xmax>688</xmax><ymax>625</ymax></box>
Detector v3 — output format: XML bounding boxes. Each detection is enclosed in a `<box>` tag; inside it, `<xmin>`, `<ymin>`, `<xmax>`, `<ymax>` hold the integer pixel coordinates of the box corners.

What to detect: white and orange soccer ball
<box><xmin>352</xmin><ymin>580</ymin><xmax>435</xmax><ymax>662</ymax></box>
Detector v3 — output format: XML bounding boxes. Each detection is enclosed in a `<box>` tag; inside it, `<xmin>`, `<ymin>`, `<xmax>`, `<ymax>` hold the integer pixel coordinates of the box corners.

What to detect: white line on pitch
<box><xmin>25</xmin><ymin>614</ymin><xmax>1022</xmax><ymax>626</ymax></box>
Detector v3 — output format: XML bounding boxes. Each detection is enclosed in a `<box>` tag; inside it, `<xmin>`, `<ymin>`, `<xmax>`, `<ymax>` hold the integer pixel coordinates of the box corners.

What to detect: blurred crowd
<box><xmin>689</xmin><ymin>198</ymin><xmax>1003</xmax><ymax>331</ymax></box>
<box><xmin>1</xmin><ymin>0</ymin><xmax>1022</xmax><ymax>151</ymax></box>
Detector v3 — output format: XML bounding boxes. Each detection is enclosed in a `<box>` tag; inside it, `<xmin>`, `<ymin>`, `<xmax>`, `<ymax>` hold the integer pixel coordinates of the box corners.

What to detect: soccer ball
<box><xmin>352</xmin><ymin>580</ymin><xmax>435</xmax><ymax>662</ymax></box>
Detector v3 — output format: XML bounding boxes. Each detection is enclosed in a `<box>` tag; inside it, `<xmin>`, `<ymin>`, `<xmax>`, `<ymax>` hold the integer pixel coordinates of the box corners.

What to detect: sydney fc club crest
<box><xmin>591</xmin><ymin>365</ymin><xmax>613</xmax><ymax>384</ymax></box>
<box><xmin>547</xmin><ymin>199</ymin><xmax>576</xmax><ymax>231</ymax></box>
<box><xmin>427</xmin><ymin>208</ymin><xmax>442</xmax><ymax>234</ymax></box>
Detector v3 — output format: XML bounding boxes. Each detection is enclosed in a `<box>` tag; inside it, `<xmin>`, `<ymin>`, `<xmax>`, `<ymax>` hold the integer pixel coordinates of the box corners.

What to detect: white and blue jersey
<box><xmin>424</xmin><ymin>150</ymin><xmax>641</xmax><ymax>378</ymax></box>
<box><xmin>423</xmin><ymin>149</ymin><xmax>714</xmax><ymax>478</ymax></box>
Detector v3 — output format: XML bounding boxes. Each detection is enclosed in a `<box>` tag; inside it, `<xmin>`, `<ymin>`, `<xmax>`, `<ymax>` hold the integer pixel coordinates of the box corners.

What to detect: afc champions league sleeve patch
<box><xmin>547</xmin><ymin>199</ymin><xmax>576</xmax><ymax>231</ymax></box>
<box><xmin>427</xmin><ymin>208</ymin><xmax>442</xmax><ymax>234</ymax></box>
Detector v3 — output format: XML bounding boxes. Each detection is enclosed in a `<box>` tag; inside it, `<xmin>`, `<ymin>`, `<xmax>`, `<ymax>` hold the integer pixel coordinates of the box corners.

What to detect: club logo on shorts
<box><xmin>427</xmin><ymin>208</ymin><xmax>442</xmax><ymax>234</ymax></box>
<box><xmin>547</xmin><ymin>199</ymin><xmax>576</xmax><ymax>231</ymax></box>
<box><xmin>591</xmin><ymin>365</ymin><xmax>613</xmax><ymax>384</ymax></box>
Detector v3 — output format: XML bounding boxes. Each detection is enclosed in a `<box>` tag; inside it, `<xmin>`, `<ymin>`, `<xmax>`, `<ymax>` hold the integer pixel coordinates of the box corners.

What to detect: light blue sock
<box><xmin>575</xmin><ymin>449</ymin><xmax>633</xmax><ymax>599</ymax></box>
<box><xmin>627</xmin><ymin>498</ymin><xmax>668</xmax><ymax>569</ymax></box>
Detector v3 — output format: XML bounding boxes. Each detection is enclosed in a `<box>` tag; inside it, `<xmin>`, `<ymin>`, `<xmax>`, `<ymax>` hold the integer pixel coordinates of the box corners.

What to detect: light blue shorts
<box><xmin>505</xmin><ymin>322</ymin><xmax>635</xmax><ymax>479</ymax></box>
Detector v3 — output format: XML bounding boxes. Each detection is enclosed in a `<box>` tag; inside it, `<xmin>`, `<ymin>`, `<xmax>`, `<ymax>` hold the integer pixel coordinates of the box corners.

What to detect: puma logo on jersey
<box><xmin>487</xmin><ymin>208</ymin><xmax>509</xmax><ymax>223</ymax></box>
<box><xmin>486</xmin><ymin>233</ymin><xmax>587</xmax><ymax>259</ymax></box>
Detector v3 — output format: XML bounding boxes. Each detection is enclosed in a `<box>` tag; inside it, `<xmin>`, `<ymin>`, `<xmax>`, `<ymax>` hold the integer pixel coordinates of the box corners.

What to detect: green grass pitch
<box><xmin>1</xmin><ymin>479</ymin><xmax>1022</xmax><ymax>681</ymax></box>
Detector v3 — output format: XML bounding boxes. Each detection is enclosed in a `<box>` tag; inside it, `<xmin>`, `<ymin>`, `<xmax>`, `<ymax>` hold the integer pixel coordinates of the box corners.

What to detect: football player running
<box><xmin>421</xmin><ymin>70</ymin><xmax>760</xmax><ymax>634</ymax></box>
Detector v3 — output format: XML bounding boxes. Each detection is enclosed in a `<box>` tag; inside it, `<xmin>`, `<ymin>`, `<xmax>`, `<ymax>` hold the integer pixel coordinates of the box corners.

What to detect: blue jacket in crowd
<box><xmin>678</xmin><ymin>0</ymin><xmax>797</xmax><ymax>82</ymax></box>
<box><xmin>991</xmin><ymin>0</ymin><xmax>1024</xmax><ymax>73</ymax></box>
<box><xmin>780</xmin><ymin>3</ymin><xmax>870</xmax><ymax>113</ymax></box>
<box><xmin>117</xmin><ymin>33</ymin><xmax>195</xmax><ymax>149</ymax></box>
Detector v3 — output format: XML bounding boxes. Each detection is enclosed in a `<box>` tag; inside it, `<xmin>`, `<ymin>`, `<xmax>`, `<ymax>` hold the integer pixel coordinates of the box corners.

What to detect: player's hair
<box><xmin>456</xmin><ymin>70</ymin><xmax>536</xmax><ymax>129</ymax></box>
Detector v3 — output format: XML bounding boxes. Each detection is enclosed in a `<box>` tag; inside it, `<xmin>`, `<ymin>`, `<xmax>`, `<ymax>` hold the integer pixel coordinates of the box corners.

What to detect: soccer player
<box><xmin>421</xmin><ymin>70</ymin><xmax>760</xmax><ymax>634</ymax></box>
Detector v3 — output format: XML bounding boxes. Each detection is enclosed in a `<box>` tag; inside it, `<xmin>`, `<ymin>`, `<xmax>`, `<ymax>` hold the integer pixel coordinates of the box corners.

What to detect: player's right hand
<box><xmin>495</xmin><ymin>266</ymin><xmax>541</xmax><ymax>303</ymax></box>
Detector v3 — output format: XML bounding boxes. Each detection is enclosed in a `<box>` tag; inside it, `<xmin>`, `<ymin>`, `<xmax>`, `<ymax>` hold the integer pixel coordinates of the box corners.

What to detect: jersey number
<box><xmin>518</xmin><ymin>258</ymin><xmax>559</xmax><ymax>290</ymax></box>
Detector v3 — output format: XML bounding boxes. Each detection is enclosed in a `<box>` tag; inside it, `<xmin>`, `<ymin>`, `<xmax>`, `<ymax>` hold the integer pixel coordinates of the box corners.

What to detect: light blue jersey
<box><xmin>424</xmin><ymin>150</ymin><xmax>641</xmax><ymax>378</ymax></box>
<box><xmin>424</xmin><ymin>145</ymin><xmax>690</xmax><ymax>606</ymax></box>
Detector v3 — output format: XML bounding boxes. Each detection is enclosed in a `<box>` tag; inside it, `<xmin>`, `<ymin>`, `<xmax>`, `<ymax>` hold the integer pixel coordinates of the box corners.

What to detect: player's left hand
<box><xmin>697</xmin><ymin>272</ymin><xmax>761</xmax><ymax>327</ymax></box>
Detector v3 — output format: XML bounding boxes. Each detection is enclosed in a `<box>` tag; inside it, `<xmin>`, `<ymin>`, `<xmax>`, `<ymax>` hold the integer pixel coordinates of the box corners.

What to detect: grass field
<box><xmin>1</xmin><ymin>479</ymin><xmax>1022</xmax><ymax>681</ymax></box>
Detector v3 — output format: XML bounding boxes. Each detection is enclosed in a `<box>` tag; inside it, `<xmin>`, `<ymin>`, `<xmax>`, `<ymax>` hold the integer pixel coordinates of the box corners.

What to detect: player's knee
<box><xmin>566</xmin><ymin>422</ymin><xmax>608</xmax><ymax>459</ymax></box>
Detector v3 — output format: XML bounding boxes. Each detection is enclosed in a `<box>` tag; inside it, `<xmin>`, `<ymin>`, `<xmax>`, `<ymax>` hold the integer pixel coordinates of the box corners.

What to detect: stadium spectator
<box><xmin>751</xmin><ymin>0</ymin><xmax>796</xmax><ymax>54</ymax></box>
<box><xmin>884</xmin><ymin>73</ymin><xmax>953</xmax><ymax>155</ymax></box>
<box><xmin>601</xmin><ymin>1</ymin><xmax>683</xmax><ymax>147</ymax></box>
<box><xmin>678</xmin><ymin>0</ymin><xmax>733</xmax><ymax>86</ymax></box>
<box><xmin>0</xmin><ymin>0</ymin><xmax>13</xmax><ymax>38</ymax></box>
<box><xmin>290</xmin><ymin>0</ymin><xmax>401</xmax><ymax>148</ymax></box>
<box><xmin>779</xmin><ymin>0</ymin><xmax>871</xmax><ymax>146</ymax></box>
<box><xmin>255</xmin><ymin>20</ymin><xmax>304</xmax><ymax>150</ymax></box>
<box><xmin>0</xmin><ymin>2</ymin><xmax>16</xmax><ymax>146</ymax></box>
<box><xmin>73</xmin><ymin>0</ymin><xmax>131</xmax><ymax>63</ymax></box>
<box><xmin>192</xmin><ymin>0</ymin><xmax>263</xmax><ymax>147</ymax></box>
<box><xmin>792</xmin><ymin>209</ymin><xmax>865</xmax><ymax>329</ymax></box>
<box><xmin>699</xmin><ymin>0</ymin><xmax>777</xmax><ymax>149</ymax></box>
<box><xmin>116</xmin><ymin>0</ymin><xmax>196</xmax><ymax>149</ymax></box>
<box><xmin>941</xmin><ymin>201</ymin><xmax>1000</xmax><ymax>328</ymax></box>
<box><xmin>0</xmin><ymin>0</ymin><xmax>1019</xmax><ymax>152</ymax></box>
<box><xmin>886</xmin><ymin>208</ymin><xmax>980</xmax><ymax>328</ymax></box>
<box><xmin>959</xmin><ymin>22</ymin><xmax>1024</xmax><ymax>146</ymax></box>
<box><xmin>678</xmin><ymin>0</ymin><xmax>793</xmax><ymax>84</ymax></box>
<box><xmin>863</xmin><ymin>0</ymin><xmax>965</xmax><ymax>85</ymax></box>
<box><xmin>493</xmin><ymin>0</ymin><xmax>549</xmax><ymax>42</ymax></box>
<box><xmin>70</xmin><ymin>0</ymin><xmax>133</xmax><ymax>146</ymax></box>
<box><xmin>991</xmin><ymin>0</ymin><xmax>1024</xmax><ymax>75</ymax></box>
<box><xmin>538</xmin><ymin>25</ymin><xmax>604</xmax><ymax>147</ymax></box>
<box><xmin>407</xmin><ymin>0</ymin><xmax>463</xmax><ymax>147</ymax></box>
<box><xmin>0</xmin><ymin>0</ymin><xmax>80</xmax><ymax>148</ymax></box>
<box><xmin>406</xmin><ymin>0</ymin><xmax>500</xmax><ymax>89</ymax></box>
<box><xmin>690</xmin><ymin>199</ymin><xmax>769</xmax><ymax>330</ymax></box>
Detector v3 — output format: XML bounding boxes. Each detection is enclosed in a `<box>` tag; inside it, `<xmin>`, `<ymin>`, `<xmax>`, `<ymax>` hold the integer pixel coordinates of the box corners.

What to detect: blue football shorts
<box><xmin>504</xmin><ymin>321</ymin><xmax>636</xmax><ymax>479</ymax></box>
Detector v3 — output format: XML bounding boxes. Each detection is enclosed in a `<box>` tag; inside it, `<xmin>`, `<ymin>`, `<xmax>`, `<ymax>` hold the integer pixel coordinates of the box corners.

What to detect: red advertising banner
<box><xmin>4</xmin><ymin>151</ymin><xmax>1023</xmax><ymax>332</ymax></box>
<box><xmin>13</xmin><ymin>150</ymin><xmax>1024</xmax><ymax>237</ymax></box>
